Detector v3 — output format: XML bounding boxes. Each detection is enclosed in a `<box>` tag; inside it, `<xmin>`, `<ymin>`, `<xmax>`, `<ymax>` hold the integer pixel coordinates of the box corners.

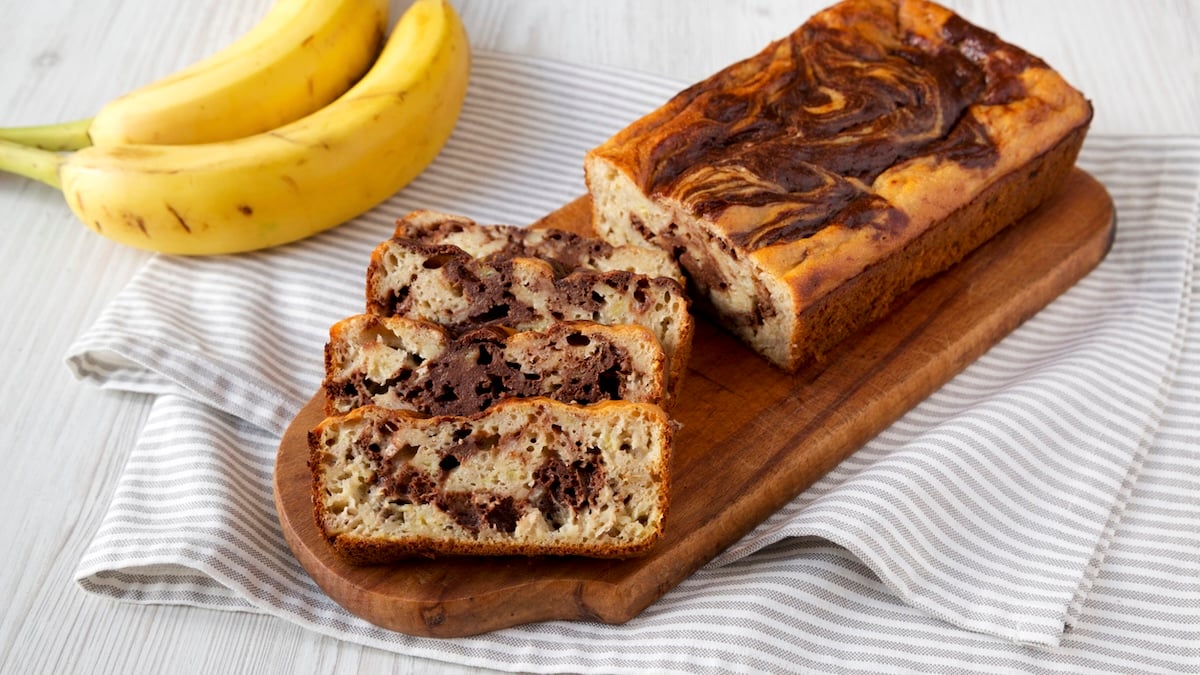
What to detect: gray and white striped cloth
<box><xmin>67</xmin><ymin>52</ymin><xmax>1200</xmax><ymax>673</ymax></box>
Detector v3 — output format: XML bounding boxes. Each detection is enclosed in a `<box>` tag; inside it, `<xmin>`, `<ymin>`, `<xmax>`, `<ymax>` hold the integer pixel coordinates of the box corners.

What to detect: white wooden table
<box><xmin>1</xmin><ymin>1</ymin><xmax>1195</xmax><ymax>673</ymax></box>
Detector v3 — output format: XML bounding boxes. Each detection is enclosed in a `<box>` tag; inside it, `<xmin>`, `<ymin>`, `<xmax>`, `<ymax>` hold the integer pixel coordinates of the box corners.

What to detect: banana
<box><xmin>0</xmin><ymin>0</ymin><xmax>471</xmax><ymax>256</ymax></box>
<box><xmin>0</xmin><ymin>0</ymin><xmax>389</xmax><ymax>150</ymax></box>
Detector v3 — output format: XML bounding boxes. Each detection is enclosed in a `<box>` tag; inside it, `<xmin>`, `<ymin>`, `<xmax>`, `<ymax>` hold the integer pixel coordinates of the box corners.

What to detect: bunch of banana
<box><xmin>0</xmin><ymin>0</ymin><xmax>390</xmax><ymax>150</ymax></box>
<box><xmin>0</xmin><ymin>0</ymin><xmax>471</xmax><ymax>256</ymax></box>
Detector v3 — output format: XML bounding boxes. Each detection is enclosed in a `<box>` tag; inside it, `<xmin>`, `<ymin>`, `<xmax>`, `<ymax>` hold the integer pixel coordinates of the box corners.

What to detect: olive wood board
<box><xmin>274</xmin><ymin>168</ymin><xmax>1114</xmax><ymax>638</ymax></box>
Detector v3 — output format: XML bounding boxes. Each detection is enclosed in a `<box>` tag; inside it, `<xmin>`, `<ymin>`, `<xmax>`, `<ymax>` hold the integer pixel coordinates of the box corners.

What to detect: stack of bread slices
<box><xmin>309</xmin><ymin>211</ymin><xmax>693</xmax><ymax>562</ymax></box>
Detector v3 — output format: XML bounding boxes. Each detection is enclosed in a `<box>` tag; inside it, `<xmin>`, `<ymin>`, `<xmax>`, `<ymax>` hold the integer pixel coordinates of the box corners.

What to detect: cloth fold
<box><xmin>67</xmin><ymin>53</ymin><xmax>1200</xmax><ymax>672</ymax></box>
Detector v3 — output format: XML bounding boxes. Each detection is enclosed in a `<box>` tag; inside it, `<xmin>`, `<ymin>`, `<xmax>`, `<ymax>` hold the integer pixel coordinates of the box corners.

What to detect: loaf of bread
<box><xmin>394</xmin><ymin>210</ymin><xmax>684</xmax><ymax>284</ymax></box>
<box><xmin>309</xmin><ymin>398</ymin><xmax>672</xmax><ymax>561</ymax></box>
<box><xmin>365</xmin><ymin>240</ymin><xmax>693</xmax><ymax>404</ymax></box>
<box><xmin>323</xmin><ymin>314</ymin><xmax>668</xmax><ymax>417</ymax></box>
<box><xmin>584</xmin><ymin>0</ymin><xmax>1092</xmax><ymax>370</ymax></box>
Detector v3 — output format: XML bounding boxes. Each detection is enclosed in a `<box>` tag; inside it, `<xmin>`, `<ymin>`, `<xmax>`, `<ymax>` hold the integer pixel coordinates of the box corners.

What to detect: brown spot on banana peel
<box><xmin>123</xmin><ymin>212</ymin><xmax>149</xmax><ymax>237</ymax></box>
<box><xmin>237</xmin><ymin>204</ymin><xmax>253</xmax><ymax>216</ymax></box>
<box><xmin>266</xmin><ymin>131</ymin><xmax>301</xmax><ymax>145</ymax></box>
<box><xmin>166</xmin><ymin>204</ymin><xmax>192</xmax><ymax>233</ymax></box>
<box><xmin>281</xmin><ymin>175</ymin><xmax>300</xmax><ymax>193</ymax></box>
<box><xmin>265</xmin><ymin>131</ymin><xmax>321</xmax><ymax>151</ymax></box>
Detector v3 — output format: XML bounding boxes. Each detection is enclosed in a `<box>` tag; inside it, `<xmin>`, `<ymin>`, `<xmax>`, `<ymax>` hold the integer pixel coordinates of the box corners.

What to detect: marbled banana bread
<box><xmin>365</xmin><ymin>240</ymin><xmax>693</xmax><ymax>405</ymax></box>
<box><xmin>323</xmin><ymin>314</ymin><xmax>668</xmax><ymax>416</ymax></box>
<box><xmin>394</xmin><ymin>210</ymin><xmax>683</xmax><ymax>284</ymax></box>
<box><xmin>309</xmin><ymin>398</ymin><xmax>672</xmax><ymax>561</ymax></box>
<box><xmin>584</xmin><ymin>0</ymin><xmax>1092</xmax><ymax>370</ymax></box>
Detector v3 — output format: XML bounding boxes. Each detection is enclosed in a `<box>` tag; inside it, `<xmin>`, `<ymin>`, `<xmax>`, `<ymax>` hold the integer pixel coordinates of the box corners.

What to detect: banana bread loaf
<box><xmin>365</xmin><ymin>240</ymin><xmax>693</xmax><ymax>405</ymax></box>
<box><xmin>309</xmin><ymin>398</ymin><xmax>672</xmax><ymax>561</ymax></box>
<box><xmin>323</xmin><ymin>314</ymin><xmax>668</xmax><ymax>416</ymax></box>
<box><xmin>584</xmin><ymin>0</ymin><xmax>1092</xmax><ymax>370</ymax></box>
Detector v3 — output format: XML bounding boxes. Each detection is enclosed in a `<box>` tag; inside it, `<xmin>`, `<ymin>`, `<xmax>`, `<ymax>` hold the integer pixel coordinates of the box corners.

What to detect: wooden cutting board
<box><xmin>274</xmin><ymin>168</ymin><xmax>1114</xmax><ymax>638</ymax></box>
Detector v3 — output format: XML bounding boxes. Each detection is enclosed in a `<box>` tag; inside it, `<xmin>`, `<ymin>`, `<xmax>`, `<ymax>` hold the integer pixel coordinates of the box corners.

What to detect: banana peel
<box><xmin>0</xmin><ymin>0</ymin><xmax>388</xmax><ymax>150</ymax></box>
<box><xmin>0</xmin><ymin>0</ymin><xmax>471</xmax><ymax>256</ymax></box>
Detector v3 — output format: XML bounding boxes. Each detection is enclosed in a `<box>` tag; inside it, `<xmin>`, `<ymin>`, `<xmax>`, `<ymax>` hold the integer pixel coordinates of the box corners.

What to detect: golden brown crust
<box><xmin>788</xmin><ymin>120</ymin><xmax>1088</xmax><ymax>365</ymax></box>
<box><xmin>585</xmin><ymin>0</ymin><xmax>1092</xmax><ymax>370</ymax></box>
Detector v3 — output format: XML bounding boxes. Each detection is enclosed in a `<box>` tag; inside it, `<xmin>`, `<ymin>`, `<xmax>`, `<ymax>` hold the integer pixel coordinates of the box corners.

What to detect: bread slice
<box><xmin>309</xmin><ymin>398</ymin><xmax>672</xmax><ymax>561</ymax></box>
<box><xmin>394</xmin><ymin>210</ymin><xmax>684</xmax><ymax>284</ymax></box>
<box><xmin>584</xmin><ymin>0</ymin><xmax>1092</xmax><ymax>370</ymax></box>
<box><xmin>323</xmin><ymin>314</ymin><xmax>668</xmax><ymax>417</ymax></box>
<box><xmin>365</xmin><ymin>240</ymin><xmax>693</xmax><ymax>405</ymax></box>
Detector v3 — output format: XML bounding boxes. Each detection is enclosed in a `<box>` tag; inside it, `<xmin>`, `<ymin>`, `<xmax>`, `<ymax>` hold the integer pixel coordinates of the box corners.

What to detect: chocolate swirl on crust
<box><xmin>639</xmin><ymin>0</ymin><xmax>1037</xmax><ymax>251</ymax></box>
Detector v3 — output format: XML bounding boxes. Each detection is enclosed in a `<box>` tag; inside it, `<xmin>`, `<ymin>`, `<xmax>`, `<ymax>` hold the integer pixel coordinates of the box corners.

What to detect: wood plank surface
<box><xmin>274</xmin><ymin>168</ymin><xmax>1115</xmax><ymax>638</ymax></box>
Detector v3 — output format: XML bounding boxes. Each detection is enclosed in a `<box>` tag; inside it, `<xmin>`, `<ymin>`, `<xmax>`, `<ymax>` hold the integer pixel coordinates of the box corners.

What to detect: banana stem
<box><xmin>0</xmin><ymin>139</ymin><xmax>64</xmax><ymax>190</ymax></box>
<box><xmin>0</xmin><ymin>118</ymin><xmax>93</xmax><ymax>151</ymax></box>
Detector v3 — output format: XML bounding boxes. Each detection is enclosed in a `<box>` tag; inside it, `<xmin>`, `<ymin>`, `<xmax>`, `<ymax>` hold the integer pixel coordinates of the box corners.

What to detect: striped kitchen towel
<box><xmin>66</xmin><ymin>52</ymin><xmax>1200</xmax><ymax>673</ymax></box>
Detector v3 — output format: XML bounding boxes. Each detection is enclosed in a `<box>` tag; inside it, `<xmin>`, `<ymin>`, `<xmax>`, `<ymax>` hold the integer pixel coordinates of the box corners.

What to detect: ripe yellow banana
<box><xmin>0</xmin><ymin>0</ymin><xmax>388</xmax><ymax>150</ymax></box>
<box><xmin>0</xmin><ymin>0</ymin><xmax>470</xmax><ymax>256</ymax></box>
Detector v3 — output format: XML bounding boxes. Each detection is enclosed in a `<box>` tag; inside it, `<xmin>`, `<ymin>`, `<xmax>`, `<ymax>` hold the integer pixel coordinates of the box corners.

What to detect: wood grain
<box><xmin>274</xmin><ymin>168</ymin><xmax>1115</xmax><ymax>638</ymax></box>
